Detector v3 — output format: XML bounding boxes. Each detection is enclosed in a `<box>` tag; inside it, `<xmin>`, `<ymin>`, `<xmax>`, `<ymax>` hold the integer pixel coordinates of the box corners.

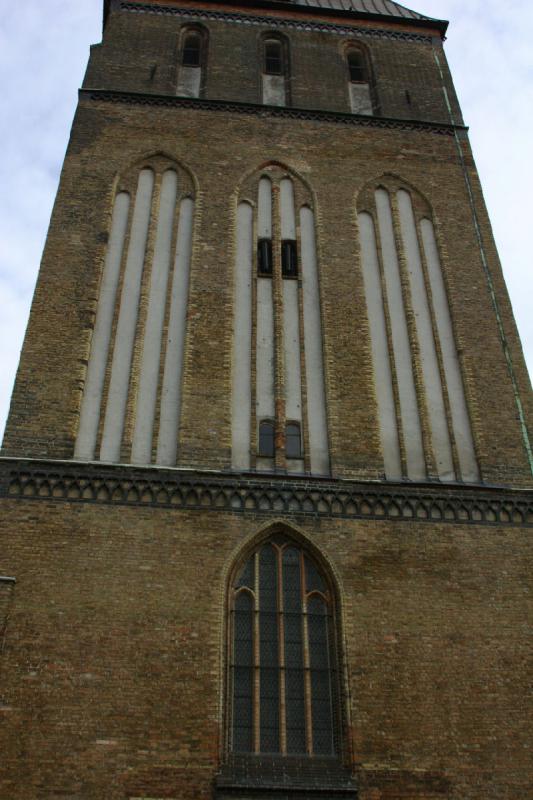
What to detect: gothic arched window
<box><xmin>230</xmin><ymin>537</ymin><xmax>338</xmax><ymax>756</ymax></box>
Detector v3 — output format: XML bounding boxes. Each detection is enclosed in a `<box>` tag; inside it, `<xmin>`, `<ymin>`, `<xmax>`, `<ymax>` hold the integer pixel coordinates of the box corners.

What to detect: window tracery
<box><xmin>229</xmin><ymin>537</ymin><xmax>338</xmax><ymax>756</ymax></box>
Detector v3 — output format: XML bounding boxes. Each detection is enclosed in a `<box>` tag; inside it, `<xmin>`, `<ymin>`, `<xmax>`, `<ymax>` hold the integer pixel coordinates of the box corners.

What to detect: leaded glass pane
<box><xmin>285</xmin><ymin>667</ymin><xmax>306</xmax><ymax>753</ymax></box>
<box><xmin>283</xmin><ymin>547</ymin><xmax>301</xmax><ymax>612</ymax></box>
<box><xmin>236</xmin><ymin>556</ymin><xmax>254</xmax><ymax>589</ymax></box>
<box><xmin>259</xmin><ymin>545</ymin><xmax>280</xmax><ymax>752</ymax></box>
<box><xmin>308</xmin><ymin>596</ymin><xmax>335</xmax><ymax>755</ymax></box>
<box><xmin>233</xmin><ymin>592</ymin><xmax>254</xmax><ymax>752</ymax></box>
<box><xmin>259</xmin><ymin>545</ymin><xmax>278</xmax><ymax>611</ymax></box>
<box><xmin>305</xmin><ymin>555</ymin><xmax>326</xmax><ymax>594</ymax></box>
<box><xmin>260</xmin><ymin>666</ymin><xmax>280</xmax><ymax>752</ymax></box>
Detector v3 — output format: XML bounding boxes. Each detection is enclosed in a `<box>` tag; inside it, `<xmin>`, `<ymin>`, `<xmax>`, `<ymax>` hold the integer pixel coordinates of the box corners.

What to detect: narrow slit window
<box><xmin>348</xmin><ymin>50</ymin><xmax>366</xmax><ymax>82</ymax></box>
<box><xmin>258</xmin><ymin>238</ymin><xmax>273</xmax><ymax>276</ymax></box>
<box><xmin>281</xmin><ymin>240</ymin><xmax>298</xmax><ymax>278</ymax></box>
<box><xmin>182</xmin><ymin>33</ymin><xmax>201</xmax><ymax>67</ymax></box>
<box><xmin>258</xmin><ymin>420</ymin><xmax>275</xmax><ymax>458</ymax></box>
<box><xmin>286</xmin><ymin>422</ymin><xmax>302</xmax><ymax>459</ymax></box>
<box><xmin>265</xmin><ymin>40</ymin><xmax>283</xmax><ymax>75</ymax></box>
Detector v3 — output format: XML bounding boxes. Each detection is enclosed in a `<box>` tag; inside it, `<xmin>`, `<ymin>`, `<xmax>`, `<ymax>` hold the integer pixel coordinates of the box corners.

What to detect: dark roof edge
<box><xmin>104</xmin><ymin>0</ymin><xmax>448</xmax><ymax>38</ymax></box>
<box><xmin>104</xmin><ymin>0</ymin><xmax>111</xmax><ymax>29</ymax></box>
<box><xmin>236</xmin><ymin>0</ymin><xmax>449</xmax><ymax>37</ymax></box>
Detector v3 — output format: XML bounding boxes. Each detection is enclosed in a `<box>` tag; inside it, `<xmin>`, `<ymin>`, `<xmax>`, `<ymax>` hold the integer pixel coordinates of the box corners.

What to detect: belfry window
<box><xmin>281</xmin><ymin>240</ymin><xmax>298</xmax><ymax>278</ymax></box>
<box><xmin>286</xmin><ymin>422</ymin><xmax>302</xmax><ymax>459</ymax></box>
<box><xmin>265</xmin><ymin>40</ymin><xmax>283</xmax><ymax>75</ymax></box>
<box><xmin>347</xmin><ymin>49</ymin><xmax>366</xmax><ymax>82</ymax></box>
<box><xmin>177</xmin><ymin>27</ymin><xmax>207</xmax><ymax>98</ymax></box>
<box><xmin>346</xmin><ymin>46</ymin><xmax>374</xmax><ymax>116</ymax></box>
<box><xmin>258</xmin><ymin>420</ymin><xmax>275</xmax><ymax>458</ymax></box>
<box><xmin>230</xmin><ymin>538</ymin><xmax>338</xmax><ymax>755</ymax></box>
<box><xmin>258</xmin><ymin>238</ymin><xmax>273</xmax><ymax>276</ymax></box>
<box><xmin>182</xmin><ymin>33</ymin><xmax>201</xmax><ymax>67</ymax></box>
<box><xmin>262</xmin><ymin>37</ymin><xmax>288</xmax><ymax>106</ymax></box>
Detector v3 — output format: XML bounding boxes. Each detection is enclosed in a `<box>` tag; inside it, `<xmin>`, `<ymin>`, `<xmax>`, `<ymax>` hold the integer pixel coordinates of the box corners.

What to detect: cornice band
<box><xmin>80</xmin><ymin>89</ymin><xmax>461</xmax><ymax>136</ymax></box>
<box><xmin>119</xmin><ymin>1</ymin><xmax>435</xmax><ymax>43</ymax></box>
<box><xmin>1</xmin><ymin>459</ymin><xmax>532</xmax><ymax>527</ymax></box>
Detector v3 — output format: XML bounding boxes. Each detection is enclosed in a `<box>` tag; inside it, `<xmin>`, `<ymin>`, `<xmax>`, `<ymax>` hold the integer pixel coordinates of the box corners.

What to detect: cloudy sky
<box><xmin>0</xmin><ymin>0</ymin><xmax>531</xmax><ymax>442</ymax></box>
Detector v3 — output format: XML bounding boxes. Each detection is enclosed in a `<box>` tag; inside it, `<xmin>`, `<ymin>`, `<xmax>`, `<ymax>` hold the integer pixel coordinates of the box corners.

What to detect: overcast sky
<box><xmin>0</xmin><ymin>0</ymin><xmax>531</xmax><ymax>443</ymax></box>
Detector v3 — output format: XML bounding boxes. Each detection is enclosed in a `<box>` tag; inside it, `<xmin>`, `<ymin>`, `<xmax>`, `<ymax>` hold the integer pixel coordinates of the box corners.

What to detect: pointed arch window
<box><xmin>230</xmin><ymin>538</ymin><xmax>338</xmax><ymax>756</ymax></box>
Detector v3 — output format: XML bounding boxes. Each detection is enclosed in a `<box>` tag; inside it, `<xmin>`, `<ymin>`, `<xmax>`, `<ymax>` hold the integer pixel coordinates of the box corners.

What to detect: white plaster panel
<box><xmin>421</xmin><ymin>218</ymin><xmax>480</xmax><ymax>482</ymax></box>
<box><xmin>157</xmin><ymin>197</ymin><xmax>195</xmax><ymax>466</ymax></box>
<box><xmin>358</xmin><ymin>211</ymin><xmax>402</xmax><ymax>480</ymax></box>
<box><xmin>256</xmin><ymin>456</ymin><xmax>275</xmax><ymax>472</ymax></box>
<box><xmin>283</xmin><ymin>279</ymin><xmax>303</xmax><ymax>474</ymax></box>
<box><xmin>262</xmin><ymin>74</ymin><xmax>286</xmax><ymax>106</ymax></box>
<box><xmin>300</xmin><ymin>207</ymin><xmax>330</xmax><ymax>476</ymax></box>
<box><xmin>131</xmin><ymin>170</ymin><xmax>178</xmax><ymax>465</ymax></box>
<box><xmin>177</xmin><ymin>66</ymin><xmax>201</xmax><ymax>98</ymax></box>
<box><xmin>231</xmin><ymin>202</ymin><xmax>253</xmax><ymax>471</ymax></box>
<box><xmin>280</xmin><ymin>178</ymin><xmax>296</xmax><ymax>240</ymax></box>
<box><xmin>349</xmin><ymin>83</ymin><xmax>373</xmax><ymax>115</ymax></box>
<box><xmin>100</xmin><ymin>168</ymin><xmax>154</xmax><ymax>463</ymax></box>
<box><xmin>397</xmin><ymin>190</ymin><xmax>455</xmax><ymax>482</ymax></box>
<box><xmin>375</xmin><ymin>188</ymin><xmax>426</xmax><ymax>481</ymax></box>
<box><xmin>75</xmin><ymin>191</ymin><xmax>130</xmax><ymax>461</ymax></box>
<box><xmin>256</xmin><ymin>279</ymin><xmax>275</xmax><ymax>416</ymax></box>
<box><xmin>258</xmin><ymin>177</ymin><xmax>272</xmax><ymax>239</ymax></box>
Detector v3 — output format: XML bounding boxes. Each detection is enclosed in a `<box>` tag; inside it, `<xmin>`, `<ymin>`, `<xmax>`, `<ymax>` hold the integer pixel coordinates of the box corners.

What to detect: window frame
<box><xmin>264</xmin><ymin>39</ymin><xmax>284</xmax><ymax>76</ymax></box>
<box><xmin>285</xmin><ymin>421</ymin><xmax>302</xmax><ymax>459</ymax></box>
<box><xmin>227</xmin><ymin>535</ymin><xmax>343</xmax><ymax>758</ymax></box>
<box><xmin>281</xmin><ymin>239</ymin><xmax>298</xmax><ymax>278</ymax></box>
<box><xmin>346</xmin><ymin>47</ymin><xmax>367</xmax><ymax>83</ymax></box>
<box><xmin>260</xmin><ymin>33</ymin><xmax>291</xmax><ymax>106</ymax></box>
<box><xmin>181</xmin><ymin>31</ymin><xmax>202</xmax><ymax>67</ymax></box>
<box><xmin>258</xmin><ymin>419</ymin><xmax>275</xmax><ymax>458</ymax></box>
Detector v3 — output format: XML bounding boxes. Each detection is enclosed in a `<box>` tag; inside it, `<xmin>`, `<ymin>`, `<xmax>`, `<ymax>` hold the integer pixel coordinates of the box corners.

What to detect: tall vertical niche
<box><xmin>232</xmin><ymin>165</ymin><xmax>330</xmax><ymax>476</ymax></box>
<box><xmin>357</xmin><ymin>176</ymin><xmax>479</xmax><ymax>484</ymax></box>
<box><xmin>75</xmin><ymin>155</ymin><xmax>195</xmax><ymax>467</ymax></box>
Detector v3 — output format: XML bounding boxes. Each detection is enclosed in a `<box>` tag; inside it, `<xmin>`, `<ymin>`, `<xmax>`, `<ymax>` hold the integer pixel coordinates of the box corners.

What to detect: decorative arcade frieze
<box><xmin>1</xmin><ymin>458</ymin><xmax>532</xmax><ymax>527</ymax></box>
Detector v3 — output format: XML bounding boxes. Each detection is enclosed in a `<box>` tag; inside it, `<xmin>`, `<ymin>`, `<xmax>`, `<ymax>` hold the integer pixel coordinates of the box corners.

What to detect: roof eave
<box><xmin>207</xmin><ymin>0</ymin><xmax>449</xmax><ymax>38</ymax></box>
<box><xmin>102</xmin><ymin>0</ymin><xmax>449</xmax><ymax>39</ymax></box>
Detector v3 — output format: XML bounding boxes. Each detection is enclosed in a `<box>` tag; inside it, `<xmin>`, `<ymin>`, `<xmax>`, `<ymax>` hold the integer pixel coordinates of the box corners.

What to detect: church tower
<box><xmin>1</xmin><ymin>1</ymin><xmax>532</xmax><ymax>798</ymax></box>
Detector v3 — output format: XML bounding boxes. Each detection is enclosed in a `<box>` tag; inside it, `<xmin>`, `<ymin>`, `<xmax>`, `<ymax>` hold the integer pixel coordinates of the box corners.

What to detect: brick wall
<box><xmin>0</xmin><ymin>499</ymin><xmax>531</xmax><ymax>799</ymax></box>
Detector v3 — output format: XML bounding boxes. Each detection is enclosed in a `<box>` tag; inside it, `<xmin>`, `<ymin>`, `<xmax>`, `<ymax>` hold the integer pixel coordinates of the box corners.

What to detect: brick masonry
<box><xmin>1</xmin><ymin>1</ymin><xmax>532</xmax><ymax>798</ymax></box>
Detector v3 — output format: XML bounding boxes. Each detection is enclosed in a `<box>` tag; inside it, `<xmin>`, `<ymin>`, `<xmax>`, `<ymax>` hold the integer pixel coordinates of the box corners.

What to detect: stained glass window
<box><xmin>230</xmin><ymin>539</ymin><xmax>337</xmax><ymax>756</ymax></box>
